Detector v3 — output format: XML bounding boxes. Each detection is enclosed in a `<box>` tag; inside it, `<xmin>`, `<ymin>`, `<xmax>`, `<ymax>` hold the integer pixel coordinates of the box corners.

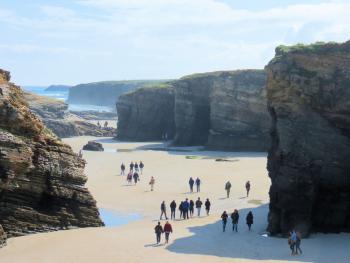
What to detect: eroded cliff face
<box><xmin>0</xmin><ymin>70</ymin><xmax>103</xmax><ymax>240</ymax></box>
<box><xmin>116</xmin><ymin>84</ymin><xmax>175</xmax><ymax>141</ymax></box>
<box><xmin>174</xmin><ymin>70</ymin><xmax>270</xmax><ymax>150</ymax></box>
<box><xmin>266</xmin><ymin>42</ymin><xmax>350</xmax><ymax>236</ymax></box>
<box><xmin>24</xmin><ymin>92</ymin><xmax>116</xmax><ymax>138</ymax></box>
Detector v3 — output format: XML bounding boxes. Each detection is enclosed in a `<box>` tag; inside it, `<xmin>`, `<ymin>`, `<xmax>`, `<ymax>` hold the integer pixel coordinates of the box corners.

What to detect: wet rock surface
<box><xmin>82</xmin><ymin>141</ymin><xmax>104</xmax><ymax>151</ymax></box>
<box><xmin>266</xmin><ymin>41</ymin><xmax>350</xmax><ymax>236</ymax></box>
<box><xmin>0</xmin><ymin>70</ymin><xmax>103</xmax><ymax>240</ymax></box>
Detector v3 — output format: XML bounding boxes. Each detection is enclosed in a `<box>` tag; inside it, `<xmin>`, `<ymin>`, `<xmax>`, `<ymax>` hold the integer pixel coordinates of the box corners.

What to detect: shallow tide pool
<box><xmin>99</xmin><ymin>208</ymin><xmax>141</xmax><ymax>227</ymax></box>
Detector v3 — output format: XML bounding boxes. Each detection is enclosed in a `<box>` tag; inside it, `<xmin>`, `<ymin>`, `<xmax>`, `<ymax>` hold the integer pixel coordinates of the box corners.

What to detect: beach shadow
<box><xmin>238</xmin><ymin>196</ymin><xmax>247</xmax><ymax>199</ymax></box>
<box><xmin>121</xmin><ymin>184</ymin><xmax>134</xmax><ymax>187</ymax></box>
<box><xmin>218</xmin><ymin>197</ymin><xmax>228</xmax><ymax>200</ymax></box>
<box><xmin>167</xmin><ymin>204</ymin><xmax>350</xmax><ymax>262</ymax></box>
<box><xmin>145</xmin><ymin>243</ymin><xmax>165</xmax><ymax>248</ymax></box>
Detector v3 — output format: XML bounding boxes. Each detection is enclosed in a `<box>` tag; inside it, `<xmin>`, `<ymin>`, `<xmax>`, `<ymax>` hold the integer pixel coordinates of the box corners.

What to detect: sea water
<box><xmin>99</xmin><ymin>208</ymin><xmax>141</xmax><ymax>227</ymax></box>
<box><xmin>23</xmin><ymin>86</ymin><xmax>114</xmax><ymax>112</ymax></box>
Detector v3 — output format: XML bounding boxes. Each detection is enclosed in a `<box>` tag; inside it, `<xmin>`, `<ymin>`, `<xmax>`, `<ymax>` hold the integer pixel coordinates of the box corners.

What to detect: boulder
<box><xmin>83</xmin><ymin>141</ymin><xmax>104</xmax><ymax>151</ymax></box>
<box><xmin>266</xmin><ymin>41</ymin><xmax>350</xmax><ymax>236</ymax></box>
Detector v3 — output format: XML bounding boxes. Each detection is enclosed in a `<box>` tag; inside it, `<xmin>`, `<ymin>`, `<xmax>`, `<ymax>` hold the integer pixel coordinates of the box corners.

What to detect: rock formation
<box><xmin>68</xmin><ymin>80</ymin><xmax>167</xmax><ymax>107</ymax></box>
<box><xmin>266</xmin><ymin>41</ymin><xmax>350</xmax><ymax>236</ymax></box>
<box><xmin>0</xmin><ymin>69</ymin><xmax>103</xmax><ymax>240</ymax></box>
<box><xmin>24</xmin><ymin>92</ymin><xmax>116</xmax><ymax>138</ymax></box>
<box><xmin>116</xmin><ymin>83</ymin><xmax>175</xmax><ymax>141</ymax></box>
<box><xmin>174</xmin><ymin>70</ymin><xmax>270</xmax><ymax>151</ymax></box>
<box><xmin>83</xmin><ymin>141</ymin><xmax>104</xmax><ymax>151</ymax></box>
<box><xmin>0</xmin><ymin>225</ymin><xmax>6</xmax><ymax>247</ymax></box>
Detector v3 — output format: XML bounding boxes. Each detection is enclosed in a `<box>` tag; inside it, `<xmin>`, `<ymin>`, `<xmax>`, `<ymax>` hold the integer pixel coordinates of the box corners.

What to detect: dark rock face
<box><xmin>0</xmin><ymin>70</ymin><xmax>103</xmax><ymax>239</ymax></box>
<box><xmin>116</xmin><ymin>84</ymin><xmax>175</xmax><ymax>141</ymax></box>
<box><xmin>24</xmin><ymin>92</ymin><xmax>116</xmax><ymax>138</ymax></box>
<box><xmin>266</xmin><ymin>41</ymin><xmax>350</xmax><ymax>236</ymax></box>
<box><xmin>68</xmin><ymin>80</ymin><xmax>166</xmax><ymax>107</ymax></box>
<box><xmin>173</xmin><ymin>70</ymin><xmax>270</xmax><ymax>150</ymax></box>
<box><xmin>0</xmin><ymin>225</ymin><xmax>6</xmax><ymax>247</ymax></box>
<box><xmin>82</xmin><ymin>141</ymin><xmax>104</xmax><ymax>151</ymax></box>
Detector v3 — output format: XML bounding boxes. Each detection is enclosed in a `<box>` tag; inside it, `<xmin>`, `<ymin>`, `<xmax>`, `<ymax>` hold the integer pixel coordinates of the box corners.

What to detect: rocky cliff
<box><xmin>0</xmin><ymin>69</ymin><xmax>103</xmax><ymax>241</ymax></box>
<box><xmin>266</xmin><ymin>41</ymin><xmax>350</xmax><ymax>236</ymax></box>
<box><xmin>174</xmin><ymin>70</ymin><xmax>270</xmax><ymax>150</ymax></box>
<box><xmin>116</xmin><ymin>83</ymin><xmax>175</xmax><ymax>141</ymax></box>
<box><xmin>24</xmin><ymin>92</ymin><xmax>116</xmax><ymax>138</ymax></box>
<box><xmin>68</xmin><ymin>80</ymin><xmax>167</xmax><ymax>107</ymax></box>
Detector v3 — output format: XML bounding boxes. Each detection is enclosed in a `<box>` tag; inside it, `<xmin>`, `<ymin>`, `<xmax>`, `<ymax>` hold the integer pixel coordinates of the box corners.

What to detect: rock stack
<box><xmin>0</xmin><ymin>69</ymin><xmax>103</xmax><ymax>240</ymax></box>
<box><xmin>266</xmin><ymin>41</ymin><xmax>350</xmax><ymax>236</ymax></box>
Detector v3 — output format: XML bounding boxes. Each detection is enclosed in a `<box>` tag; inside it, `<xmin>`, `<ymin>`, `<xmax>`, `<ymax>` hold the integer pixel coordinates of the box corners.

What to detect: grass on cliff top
<box><xmin>123</xmin><ymin>82</ymin><xmax>174</xmax><ymax>96</ymax></box>
<box><xmin>180</xmin><ymin>69</ymin><xmax>264</xmax><ymax>81</ymax></box>
<box><xmin>275</xmin><ymin>41</ymin><xmax>348</xmax><ymax>56</ymax></box>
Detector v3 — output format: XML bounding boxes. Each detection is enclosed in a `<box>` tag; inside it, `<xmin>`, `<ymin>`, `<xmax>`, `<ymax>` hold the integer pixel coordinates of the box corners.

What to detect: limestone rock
<box><xmin>173</xmin><ymin>70</ymin><xmax>270</xmax><ymax>150</ymax></box>
<box><xmin>0</xmin><ymin>225</ymin><xmax>6</xmax><ymax>247</ymax></box>
<box><xmin>0</xmin><ymin>69</ymin><xmax>103</xmax><ymax>239</ymax></box>
<box><xmin>82</xmin><ymin>141</ymin><xmax>104</xmax><ymax>151</ymax></box>
<box><xmin>266</xmin><ymin>41</ymin><xmax>350</xmax><ymax>236</ymax></box>
<box><xmin>116</xmin><ymin>83</ymin><xmax>175</xmax><ymax>141</ymax></box>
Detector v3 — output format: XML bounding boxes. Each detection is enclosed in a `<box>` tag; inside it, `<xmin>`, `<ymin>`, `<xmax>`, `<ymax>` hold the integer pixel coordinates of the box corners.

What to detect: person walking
<box><xmin>246</xmin><ymin>211</ymin><xmax>254</xmax><ymax>231</ymax></box>
<box><xmin>154</xmin><ymin>222</ymin><xmax>163</xmax><ymax>244</ymax></box>
<box><xmin>182</xmin><ymin>199</ymin><xmax>189</xmax><ymax>219</ymax></box>
<box><xmin>130</xmin><ymin>162</ymin><xmax>134</xmax><ymax>171</ymax></box>
<box><xmin>160</xmin><ymin>201</ymin><xmax>168</xmax><ymax>220</ymax></box>
<box><xmin>195</xmin><ymin>197</ymin><xmax>203</xmax><ymax>217</ymax></box>
<box><xmin>149</xmin><ymin>176</ymin><xmax>155</xmax><ymax>191</ymax></box>
<box><xmin>205</xmin><ymin>198</ymin><xmax>211</xmax><ymax>216</ymax></box>
<box><xmin>189</xmin><ymin>177</ymin><xmax>194</xmax><ymax>193</ymax></box>
<box><xmin>245</xmin><ymin>181</ymin><xmax>251</xmax><ymax>197</ymax></box>
<box><xmin>195</xmin><ymin>177</ymin><xmax>201</xmax><ymax>192</ymax></box>
<box><xmin>189</xmin><ymin>200</ymin><xmax>194</xmax><ymax>217</ymax></box>
<box><xmin>225</xmin><ymin>181</ymin><xmax>232</xmax><ymax>198</ymax></box>
<box><xmin>164</xmin><ymin>221</ymin><xmax>173</xmax><ymax>244</ymax></box>
<box><xmin>127</xmin><ymin>171</ymin><xmax>133</xmax><ymax>184</ymax></box>
<box><xmin>120</xmin><ymin>163</ymin><xmax>125</xmax><ymax>176</ymax></box>
<box><xmin>139</xmin><ymin>161</ymin><xmax>144</xmax><ymax>174</ymax></box>
<box><xmin>221</xmin><ymin>211</ymin><xmax>228</xmax><ymax>232</ymax></box>
<box><xmin>289</xmin><ymin>230</ymin><xmax>297</xmax><ymax>255</ymax></box>
<box><xmin>231</xmin><ymin>209</ymin><xmax>239</xmax><ymax>232</ymax></box>
<box><xmin>179</xmin><ymin>201</ymin><xmax>184</xmax><ymax>219</ymax></box>
<box><xmin>133</xmin><ymin>172</ymin><xmax>139</xmax><ymax>185</ymax></box>
<box><xmin>170</xmin><ymin>200</ymin><xmax>177</xmax><ymax>220</ymax></box>
<box><xmin>134</xmin><ymin>162</ymin><xmax>139</xmax><ymax>172</ymax></box>
<box><xmin>295</xmin><ymin>231</ymin><xmax>302</xmax><ymax>255</ymax></box>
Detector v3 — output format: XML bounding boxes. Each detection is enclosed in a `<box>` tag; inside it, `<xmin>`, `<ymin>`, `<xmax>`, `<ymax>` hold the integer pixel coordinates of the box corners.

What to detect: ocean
<box><xmin>23</xmin><ymin>86</ymin><xmax>114</xmax><ymax>112</ymax></box>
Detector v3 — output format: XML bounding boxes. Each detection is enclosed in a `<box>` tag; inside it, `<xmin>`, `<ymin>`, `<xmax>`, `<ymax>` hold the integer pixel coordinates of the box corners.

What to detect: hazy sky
<box><xmin>1</xmin><ymin>0</ymin><xmax>349</xmax><ymax>85</ymax></box>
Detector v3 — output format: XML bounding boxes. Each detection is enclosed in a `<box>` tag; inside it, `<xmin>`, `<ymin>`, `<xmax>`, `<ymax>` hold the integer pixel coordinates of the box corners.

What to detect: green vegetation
<box><xmin>275</xmin><ymin>41</ymin><xmax>345</xmax><ymax>56</ymax></box>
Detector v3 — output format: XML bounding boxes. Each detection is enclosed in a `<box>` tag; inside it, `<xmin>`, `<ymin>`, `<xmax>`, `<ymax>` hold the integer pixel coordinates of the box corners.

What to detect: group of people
<box><xmin>188</xmin><ymin>177</ymin><xmax>201</xmax><ymax>192</ymax></box>
<box><xmin>120</xmin><ymin>161</ymin><xmax>145</xmax><ymax>185</ymax></box>
<box><xmin>154</xmin><ymin>221</ymin><xmax>173</xmax><ymax>244</ymax></box>
<box><xmin>160</xmin><ymin>198</ymin><xmax>211</xmax><ymax>220</ymax></box>
<box><xmin>224</xmin><ymin>180</ymin><xmax>251</xmax><ymax>198</ymax></box>
<box><xmin>220</xmin><ymin>210</ymin><xmax>254</xmax><ymax>232</ymax></box>
<box><xmin>97</xmin><ymin>121</ymin><xmax>109</xmax><ymax>129</ymax></box>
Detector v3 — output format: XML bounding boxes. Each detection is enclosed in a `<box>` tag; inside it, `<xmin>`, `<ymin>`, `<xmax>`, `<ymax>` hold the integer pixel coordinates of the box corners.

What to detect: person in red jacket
<box><xmin>163</xmin><ymin>221</ymin><xmax>173</xmax><ymax>244</ymax></box>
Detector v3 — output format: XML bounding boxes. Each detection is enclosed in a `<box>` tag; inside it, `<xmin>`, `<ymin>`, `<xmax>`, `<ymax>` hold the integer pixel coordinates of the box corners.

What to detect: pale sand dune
<box><xmin>1</xmin><ymin>136</ymin><xmax>349</xmax><ymax>263</ymax></box>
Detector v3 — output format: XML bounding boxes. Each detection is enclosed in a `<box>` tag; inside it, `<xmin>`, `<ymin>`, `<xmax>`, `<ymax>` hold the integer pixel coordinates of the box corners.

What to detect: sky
<box><xmin>0</xmin><ymin>0</ymin><xmax>349</xmax><ymax>86</ymax></box>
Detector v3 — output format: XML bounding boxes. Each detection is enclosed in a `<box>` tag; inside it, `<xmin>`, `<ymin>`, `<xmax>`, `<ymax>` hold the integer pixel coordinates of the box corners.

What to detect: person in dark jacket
<box><xmin>120</xmin><ymin>163</ymin><xmax>125</xmax><ymax>175</ymax></box>
<box><xmin>182</xmin><ymin>199</ymin><xmax>189</xmax><ymax>219</ymax></box>
<box><xmin>179</xmin><ymin>201</ymin><xmax>184</xmax><ymax>219</ymax></box>
<box><xmin>195</xmin><ymin>177</ymin><xmax>201</xmax><ymax>192</ymax></box>
<box><xmin>154</xmin><ymin>222</ymin><xmax>163</xmax><ymax>244</ymax></box>
<box><xmin>164</xmin><ymin>221</ymin><xmax>173</xmax><ymax>244</ymax></box>
<box><xmin>139</xmin><ymin>161</ymin><xmax>144</xmax><ymax>174</ymax></box>
<box><xmin>231</xmin><ymin>209</ymin><xmax>239</xmax><ymax>232</ymax></box>
<box><xmin>189</xmin><ymin>200</ymin><xmax>194</xmax><ymax>217</ymax></box>
<box><xmin>160</xmin><ymin>201</ymin><xmax>168</xmax><ymax>220</ymax></box>
<box><xmin>245</xmin><ymin>181</ymin><xmax>251</xmax><ymax>197</ymax></box>
<box><xmin>195</xmin><ymin>197</ymin><xmax>203</xmax><ymax>217</ymax></box>
<box><xmin>221</xmin><ymin>211</ymin><xmax>228</xmax><ymax>232</ymax></box>
<box><xmin>189</xmin><ymin>177</ymin><xmax>195</xmax><ymax>193</ymax></box>
<box><xmin>133</xmin><ymin>172</ymin><xmax>139</xmax><ymax>185</ymax></box>
<box><xmin>134</xmin><ymin>162</ymin><xmax>139</xmax><ymax>172</ymax></box>
<box><xmin>225</xmin><ymin>181</ymin><xmax>232</xmax><ymax>198</ymax></box>
<box><xmin>205</xmin><ymin>198</ymin><xmax>211</xmax><ymax>216</ymax></box>
<box><xmin>170</xmin><ymin>200</ymin><xmax>177</xmax><ymax>220</ymax></box>
<box><xmin>246</xmin><ymin>211</ymin><xmax>253</xmax><ymax>231</ymax></box>
<box><xmin>130</xmin><ymin>162</ymin><xmax>134</xmax><ymax>171</ymax></box>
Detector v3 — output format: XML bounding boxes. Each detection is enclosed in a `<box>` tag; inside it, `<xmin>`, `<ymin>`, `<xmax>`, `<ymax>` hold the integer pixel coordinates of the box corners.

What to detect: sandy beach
<box><xmin>1</xmin><ymin>136</ymin><xmax>349</xmax><ymax>263</ymax></box>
